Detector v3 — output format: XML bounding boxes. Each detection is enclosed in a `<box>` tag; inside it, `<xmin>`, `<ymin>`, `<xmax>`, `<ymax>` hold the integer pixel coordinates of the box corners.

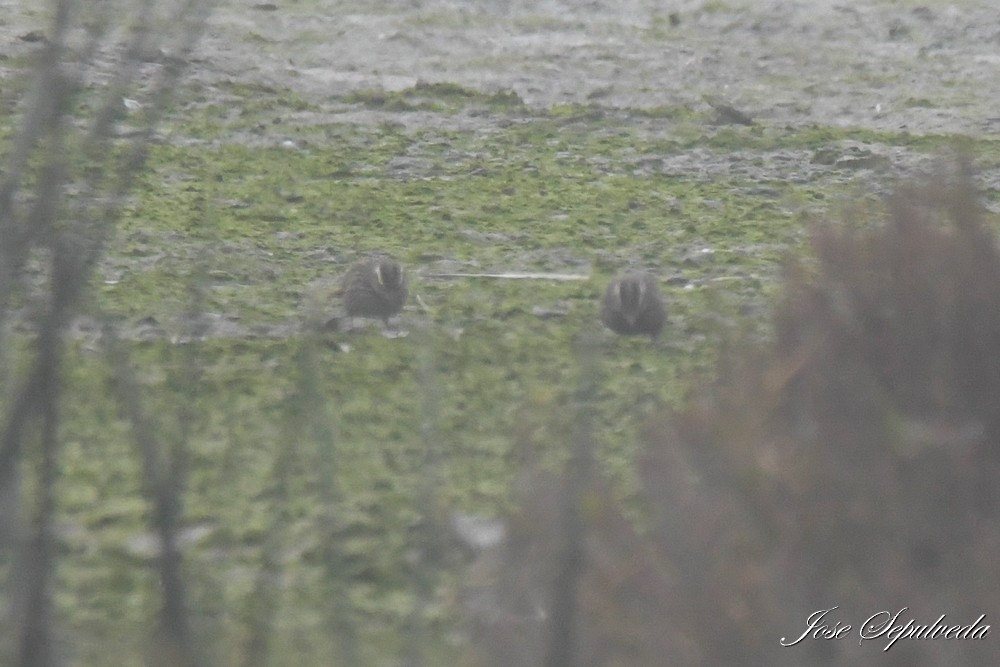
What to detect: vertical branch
<box><xmin>297</xmin><ymin>337</ymin><xmax>360</xmax><ymax>665</ymax></box>
<box><xmin>238</xmin><ymin>431</ymin><xmax>293</xmax><ymax>667</ymax></box>
<box><xmin>7</xmin><ymin>10</ymin><xmax>78</xmax><ymax>657</ymax></box>
<box><xmin>105</xmin><ymin>328</ymin><xmax>201</xmax><ymax>667</ymax></box>
<box><xmin>0</xmin><ymin>8</ymin><xmax>78</xmax><ymax>497</ymax></box>
<box><xmin>15</xmin><ymin>209</ymin><xmax>90</xmax><ymax>665</ymax></box>
<box><xmin>0</xmin><ymin>0</ymin><xmax>214</xmax><ymax>495</ymax></box>
<box><xmin>16</xmin><ymin>299</ymin><xmax>65</xmax><ymax>667</ymax></box>
<box><xmin>403</xmin><ymin>329</ymin><xmax>445</xmax><ymax>667</ymax></box>
<box><xmin>2</xmin><ymin>0</ymin><xmax>212</xmax><ymax>664</ymax></box>
<box><xmin>240</xmin><ymin>336</ymin><xmax>312</xmax><ymax>667</ymax></box>
<box><xmin>0</xmin><ymin>0</ymin><xmax>74</xmax><ymax>275</ymax></box>
<box><xmin>543</xmin><ymin>335</ymin><xmax>601</xmax><ymax>667</ymax></box>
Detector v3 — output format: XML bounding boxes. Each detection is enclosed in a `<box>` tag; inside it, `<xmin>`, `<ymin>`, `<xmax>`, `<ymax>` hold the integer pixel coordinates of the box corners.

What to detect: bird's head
<box><xmin>618</xmin><ymin>277</ymin><xmax>645</xmax><ymax>326</ymax></box>
<box><xmin>374</xmin><ymin>258</ymin><xmax>403</xmax><ymax>290</ymax></box>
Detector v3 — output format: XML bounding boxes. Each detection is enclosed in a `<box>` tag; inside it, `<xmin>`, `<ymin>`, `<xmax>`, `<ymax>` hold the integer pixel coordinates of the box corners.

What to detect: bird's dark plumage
<box><xmin>342</xmin><ymin>255</ymin><xmax>408</xmax><ymax>324</ymax></box>
<box><xmin>599</xmin><ymin>270</ymin><xmax>665</xmax><ymax>340</ymax></box>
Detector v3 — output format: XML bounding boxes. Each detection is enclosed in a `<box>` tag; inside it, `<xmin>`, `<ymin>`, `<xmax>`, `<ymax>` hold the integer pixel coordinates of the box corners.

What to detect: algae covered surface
<box><xmin>2</xmin><ymin>0</ymin><xmax>1000</xmax><ymax>663</ymax></box>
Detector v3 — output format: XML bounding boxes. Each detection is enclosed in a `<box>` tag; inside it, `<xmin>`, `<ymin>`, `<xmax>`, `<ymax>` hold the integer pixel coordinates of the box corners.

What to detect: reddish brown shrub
<box><xmin>465</xmin><ymin>168</ymin><xmax>1000</xmax><ymax>666</ymax></box>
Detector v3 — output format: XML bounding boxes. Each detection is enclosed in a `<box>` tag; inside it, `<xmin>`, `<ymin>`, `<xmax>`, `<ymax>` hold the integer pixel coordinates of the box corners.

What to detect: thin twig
<box><xmin>105</xmin><ymin>325</ymin><xmax>202</xmax><ymax>667</ymax></box>
<box><xmin>420</xmin><ymin>272</ymin><xmax>590</xmax><ymax>281</ymax></box>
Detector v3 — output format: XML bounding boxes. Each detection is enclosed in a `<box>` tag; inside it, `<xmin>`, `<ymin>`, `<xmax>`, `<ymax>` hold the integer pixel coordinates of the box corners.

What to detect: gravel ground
<box><xmin>185</xmin><ymin>0</ymin><xmax>1000</xmax><ymax>135</ymax></box>
<box><xmin>3</xmin><ymin>0</ymin><xmax>998</xmax><ymax>173</ymax></box>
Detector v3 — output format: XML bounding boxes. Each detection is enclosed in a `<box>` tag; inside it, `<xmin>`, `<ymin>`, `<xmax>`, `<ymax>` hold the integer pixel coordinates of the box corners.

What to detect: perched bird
<box><xmin>599</xmin><ymin>270</ymin><xmax>666</xmax><ymax>340</ymax></box>
<box><xmin>341</xmin><ymin>254</ymin><xmax>408</xmax><ymax>325</ymax></box>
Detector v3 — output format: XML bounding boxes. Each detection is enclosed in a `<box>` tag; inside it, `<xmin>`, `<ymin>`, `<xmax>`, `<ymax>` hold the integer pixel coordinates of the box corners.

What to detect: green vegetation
<box><xmin>6</xmin><ymin>70</ymin><xmax>996</xmax><ymax>664</ymax></box>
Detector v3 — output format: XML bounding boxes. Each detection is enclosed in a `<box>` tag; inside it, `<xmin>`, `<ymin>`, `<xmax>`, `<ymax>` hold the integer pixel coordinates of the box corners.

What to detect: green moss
<box><xmin>699</xmin><ymin>0</ymin><xmax>738</xmax><ymax>13</ymax></box>
<box><xmin>343</xmin><ymin>81</ymin><xmax>526</xmax><ymax>113</ymax></box>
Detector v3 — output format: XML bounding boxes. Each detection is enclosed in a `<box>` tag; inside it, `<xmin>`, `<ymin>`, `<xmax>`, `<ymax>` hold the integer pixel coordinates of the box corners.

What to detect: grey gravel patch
<box><xmin>180</xmin><ymin>0</ymin><xmax>1000</xmax><ymax>140</ymax></box>
<box><xmin>6</xmin><ymin>0</ymin><xmax>1000</xmax><ymax>141</ymax></box>
<box><xmin>531</xmin><ymin>302</ymin><xmax>571</xmax><ymax>319</ymax></box>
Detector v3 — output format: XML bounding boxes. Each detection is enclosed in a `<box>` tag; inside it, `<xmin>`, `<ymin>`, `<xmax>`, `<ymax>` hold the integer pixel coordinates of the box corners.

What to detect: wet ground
<box><xmin>192</xmin><ymin>0</ymin><xmax>1000</xmax><ymax>205</ymax></box>
<box><xmin>4</xmin><ymin>0</ymin><xmax>999</xmax><ymax>161</ymax></box>
<box><xmin>184</xmin><ymin>0</ymin><xmax>1000</xmax><ymax>135</ymax></box>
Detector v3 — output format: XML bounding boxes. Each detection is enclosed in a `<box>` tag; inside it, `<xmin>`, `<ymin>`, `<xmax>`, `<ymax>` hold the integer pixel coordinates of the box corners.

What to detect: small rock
<box><xmin>19</xmin><ymin>30</ymin><xmax>47</xmax><ymax>43</ymax></box>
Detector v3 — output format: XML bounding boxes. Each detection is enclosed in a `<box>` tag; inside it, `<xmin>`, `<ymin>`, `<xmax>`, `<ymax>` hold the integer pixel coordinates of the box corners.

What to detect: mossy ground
<box><xmin>5</xmin><ymin>25</ymin><xmax>1000</xmax><ymax>664</ymax></box>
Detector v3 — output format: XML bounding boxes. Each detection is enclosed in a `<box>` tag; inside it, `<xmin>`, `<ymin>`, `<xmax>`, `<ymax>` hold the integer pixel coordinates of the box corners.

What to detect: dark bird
<box><xmin>599</xmin><ymin>270</ymin><xmax>666</xmax><ymax>340</ymax></box>
<box><xmin>342</xmin><ymin>255</ymin><xmax>408</xmax><ymax>324</ymax></box>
